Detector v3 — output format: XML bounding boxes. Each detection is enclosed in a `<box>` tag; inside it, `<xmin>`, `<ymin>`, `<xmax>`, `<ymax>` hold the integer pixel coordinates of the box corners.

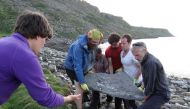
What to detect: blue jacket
<box><xmin>64</xmin><ymin>35</ymin><xmax>96</xmax><ymax>84</ymax></box>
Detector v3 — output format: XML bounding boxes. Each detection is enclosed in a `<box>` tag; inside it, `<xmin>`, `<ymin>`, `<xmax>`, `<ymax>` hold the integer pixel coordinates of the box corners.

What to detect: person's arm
<box><xmin>72</xmin><ymin>46</ymin><xmax>86</xmax><ymax>84</ymax></box>
<box><xmin>103</xmin><ymin>55</ymin><xmax>109</xmax><ymax>73</ymax></box>
<box><xmin>73</xmin><ymin>46</ymin><xmax>89</xmax><ymax>91</ymax></box>
<box><xmin>64</xmin><ymin>94</ymin><xmax>81</xmax><ymax>103</ymax></box>
<box><xmin>144</xmin><ymin>62</ymin><xmax>157</xmax><ymax>98</ymax></box>
<box><xmin>105</xmin><ymin>47</ymin><xmax>113</xmax><ymax>74</ymax></box>
<box><xmin>13</xmin><ymin>50</ymin><xmax>65</xmax><ymax>108</ymax></box>
<box><xmin>131</xmin><ymin>57</ymin><xmax>141</xmax><ymax>80</ymax></box>
<box><xmin>107</xmin><ymin>57</ymin><xmax>113</xmax><ymax>74</ymax></box>
<box><xmin>135</xmin><ymin>61</ymin><xmax>142</xmax><ymax>80</ymax></box>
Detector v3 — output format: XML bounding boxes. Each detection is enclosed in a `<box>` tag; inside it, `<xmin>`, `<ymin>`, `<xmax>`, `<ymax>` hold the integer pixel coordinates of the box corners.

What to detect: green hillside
<box><xmin>0</xmin><ymin>0</ymin><xmax>173</xmax><ymax>39</ymax></box>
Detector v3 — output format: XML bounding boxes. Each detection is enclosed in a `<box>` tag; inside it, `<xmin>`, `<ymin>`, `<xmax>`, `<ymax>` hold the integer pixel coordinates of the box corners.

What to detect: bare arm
<box><xmin>64</xmin><ymin>94</ymin><xmax>81</xmax><ymax>103</ymax></box>
<box><xmin>107</xmin><ymin>57</ymin><xmax>113</xmax><ymax>74</ymax></box>
<box><xmin>103</xmin><ymin>56</ymin><xmax>109</xmax><ymax>73</ymax></box>
<box><xmin>135</xmin><ymin>62</ymin><xmax>142</xmax><ymax>79</ymax></box>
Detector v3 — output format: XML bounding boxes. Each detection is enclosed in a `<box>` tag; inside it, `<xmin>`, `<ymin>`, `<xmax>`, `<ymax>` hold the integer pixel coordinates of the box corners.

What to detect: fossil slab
<box><xmin>85</xmin><ymin>72</ymin><xmax>144</xmax><ymax>100</ymax></box>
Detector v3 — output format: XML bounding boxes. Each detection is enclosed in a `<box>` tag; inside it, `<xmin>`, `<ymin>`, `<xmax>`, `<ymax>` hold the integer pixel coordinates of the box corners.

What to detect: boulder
<box><xmin>85</xmin><ymin>72</ymin><xmax>144</xmax><ymax>100</ymax></box>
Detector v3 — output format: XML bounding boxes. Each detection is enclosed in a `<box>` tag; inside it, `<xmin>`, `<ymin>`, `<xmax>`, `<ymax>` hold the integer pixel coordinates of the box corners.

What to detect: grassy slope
<box><xmin>0</xmin><ymin>69</ymin><xmax>72</xmax><ymax>109</ymax></box>
<box><xmin>0</xmin><ymin>33</ymin><xmax>10</xmax><ymax>37</ymax></box>
<box><xmin>0</xmin><ymin>1</ymin><xmax>17</xmax><ymax>34</ymax></box>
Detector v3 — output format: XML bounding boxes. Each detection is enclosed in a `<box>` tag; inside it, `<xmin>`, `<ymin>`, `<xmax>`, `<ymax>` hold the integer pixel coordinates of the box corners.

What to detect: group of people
<box><xmin>0</xmin><ymin>10</ymin><xmax>170</xmax><ymax>109</ymax></box>
<box><xmin>64</xmin><ymin>28</ymin><xmax>171</xmax><ymax>109</ymax></box>
<box><xmin>63</xmin><ymin>21</ymin><xmax>171</xmax><ymax>109</ymax></box>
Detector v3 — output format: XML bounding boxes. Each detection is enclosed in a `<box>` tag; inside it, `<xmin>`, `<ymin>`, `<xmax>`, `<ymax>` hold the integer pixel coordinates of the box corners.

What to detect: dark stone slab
<box><xmin>85</xmin><ymin>72</ymin><xmax>144</xmax><ymax>100</ymax></box>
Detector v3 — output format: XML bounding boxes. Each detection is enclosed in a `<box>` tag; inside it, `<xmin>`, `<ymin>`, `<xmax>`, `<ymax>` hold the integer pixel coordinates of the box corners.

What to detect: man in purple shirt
<box><xmin>0</xmin><ymin>11</ymin><xmax>81</xmax><ymax>108</ymax></box>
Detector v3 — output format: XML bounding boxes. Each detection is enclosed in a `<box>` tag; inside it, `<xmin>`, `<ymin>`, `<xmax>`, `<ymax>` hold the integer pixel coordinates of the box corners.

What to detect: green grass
<box><xmin>0</xmin><ymin>69</ymin><xmax>72</xmax><ymax>109</ymax></box>
<box><xmin>0</xmin><ymin>33</ymin><xmax>10</xmax><ymax>37</ymax></box>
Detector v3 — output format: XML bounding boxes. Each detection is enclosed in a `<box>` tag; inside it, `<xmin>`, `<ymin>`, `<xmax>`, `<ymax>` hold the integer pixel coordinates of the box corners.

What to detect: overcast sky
<box><xmin>84</xmin><ymin>0</ymin><xmax>190</xmax><ymax>37</ymax></box>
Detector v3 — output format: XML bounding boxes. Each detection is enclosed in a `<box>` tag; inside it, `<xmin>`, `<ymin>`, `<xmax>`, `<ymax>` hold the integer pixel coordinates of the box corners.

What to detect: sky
<box><xmin>84</xmin><ymin>0</ymin><xmax>190</xmax><ymax>37</ymax></box>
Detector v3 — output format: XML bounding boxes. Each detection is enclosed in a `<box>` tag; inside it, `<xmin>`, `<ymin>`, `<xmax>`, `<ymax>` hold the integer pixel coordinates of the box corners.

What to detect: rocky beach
<box><xmin>39</xmin><ymin>47</ymin><xmax>190</xmax><ymax>109</ymax></box>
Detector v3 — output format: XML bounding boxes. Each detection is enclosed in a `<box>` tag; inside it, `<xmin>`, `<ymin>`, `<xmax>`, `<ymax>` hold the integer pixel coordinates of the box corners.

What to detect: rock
<box><xmin>49</xmin><ymin>64</ymin><xmax>57</xmax><ymax>72</ymax></box>
<box><xmin>183</xmin><ymin>92</ymin><xmax>190</xmax><ymax>96</ymax></box>
<box><xmin>170</xmin><ymin>103</ymin><xmax>190</xmax><ymax>109</ymax></box>
<box><xmin>170</xmin><ymin>99</ymin><xmax>186</xmax><ymax>105</ymax></box>
<box><xmin>162</xmin><ymin>103</ymin><xmax>172</xmax><ymax>108</ymax></box>
<box><xmin>184</xmin><ymin>97</ymin><xmax>190</xmax><ymax>102</ymax></box>
<box><xmin>85</xmin><ymin>72</ymin><xmax>144</xmax><ymax>100</ymax></box>
<box><xmin>171</xmin><ymin>80</ymin><xmax>187</xmax><ymax>86</ymax></box>
<box><xmin>41</xmin><ymin>62</ymin><xmax>49</xmax><ymax>68</ymax></box>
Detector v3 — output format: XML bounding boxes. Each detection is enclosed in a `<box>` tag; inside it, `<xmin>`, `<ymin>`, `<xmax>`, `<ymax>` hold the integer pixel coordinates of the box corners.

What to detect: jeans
<box><xmin>138</xmin><ymin>95</ymin><xmax>169</xmax><ymax>109</ymax></box>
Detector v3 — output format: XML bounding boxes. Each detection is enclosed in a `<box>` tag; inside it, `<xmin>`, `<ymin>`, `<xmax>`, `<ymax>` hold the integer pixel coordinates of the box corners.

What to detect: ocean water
<box><xmin>99</xmin><ymin>36</ymin><xmax>190</xmax><ymax>78</ymax></box>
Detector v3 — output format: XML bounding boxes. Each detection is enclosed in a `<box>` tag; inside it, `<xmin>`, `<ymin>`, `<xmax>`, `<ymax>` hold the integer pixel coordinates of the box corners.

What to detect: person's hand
<box><xmin>115</xmin><ymin>68</ymin><xmax>122</xmax><ymax>73</ymax></box>
<box><xmin>144</xmin><ymin>96</ymin><xmax>149</xmax><ymax>102</ymax></box>
<box><xmin>138</xmin><ymin>85</ymin><xmax>144</xmax><ymax>91</ymax></box>
<box><xmin>87</xmin><ymin>70</ymin><xmax>94</xmax><ymax>74</ymax></box>
<box><xmin>134</xmin><ymin>78</ymin><xmax>142</xmax><ymax>87</ymax></box>
<box><xmin>64</xmin><ymin>94</ymin><xmax>81</xmax><ymax>103</ymax></box>
<box><xmin>133</xmin><ymin>78</ymin><xmax>138</xmax><ymax>84</ymax></box>
<box><xmin>80</xmin><ymin>83</ymin><xmax>89</xmax><ymax>91</ymax></box>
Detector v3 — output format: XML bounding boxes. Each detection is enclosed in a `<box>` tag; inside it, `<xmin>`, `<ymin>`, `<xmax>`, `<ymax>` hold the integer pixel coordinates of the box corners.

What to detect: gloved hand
<box><xmin>138</xmin><ymin>86</ymin><xmax>144</xmax><ymax>92</ymax></box>
<box><xmin>133</xmin><ymin>78</ymin><xmax>138</xmax><ymax>84</ymax></box>
<box><xmin>138</xmin><ymin>83</ymin><xmax>144</xmax><ymax>92</ymax></box>
<box><xmin>133</xmin><ymin>78</ymin><xmax>142</xmax><ymax>87</ymax></box>
<box><xmin>80</xmin><ymin>83</ymin><xmax>89</xmax><ymax>91</ymax></box>
<box><xmin>87</xmin><ymin>70</ymin><xmax>94</xmax><ymax>74</ymax></box>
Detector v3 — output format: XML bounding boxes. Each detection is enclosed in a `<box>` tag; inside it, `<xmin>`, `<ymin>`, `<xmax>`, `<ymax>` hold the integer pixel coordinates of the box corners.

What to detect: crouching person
<box><xmin>64</xmin><ymin>29</ymin><xmax>103</xmax><ymax>109</ymax></box>
<box><xmin>0</xmin><ymin>11</ymin><xmax>81</xmax><ymax>107</ymax></box>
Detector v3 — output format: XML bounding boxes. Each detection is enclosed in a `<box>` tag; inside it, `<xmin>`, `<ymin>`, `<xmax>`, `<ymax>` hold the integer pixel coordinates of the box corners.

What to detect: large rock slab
<box><xmin>85</xmin><ymin>72</ymin><xmax>144</xmax><ymax>100</ymax></box>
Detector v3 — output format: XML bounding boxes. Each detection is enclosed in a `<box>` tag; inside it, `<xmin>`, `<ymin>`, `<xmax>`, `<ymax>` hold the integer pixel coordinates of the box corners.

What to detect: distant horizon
<box><xmin>84</xmin><ymin>0</ymin><xmax>190</xmax><ymax>38</ymax></box>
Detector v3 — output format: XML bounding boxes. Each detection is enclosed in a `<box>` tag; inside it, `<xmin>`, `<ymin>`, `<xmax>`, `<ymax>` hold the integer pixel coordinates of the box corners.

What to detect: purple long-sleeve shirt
<box><xmin>0</xmin><ymin>33</ymin><xmax>64</xmax><ymax>107</ymax></box>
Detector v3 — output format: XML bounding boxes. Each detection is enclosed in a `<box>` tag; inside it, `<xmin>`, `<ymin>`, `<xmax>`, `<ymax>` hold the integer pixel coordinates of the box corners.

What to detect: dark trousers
<box><xmin>106</xmin><ymin>95</ymin><xmax>113</xmax><ymax>103</ymax></box>
<box><xmin>90</xmin><ymin>91</ymin><xmax>100</xmax><ymax>109</ymax></box>
<box><xmin>95</xmin><ymin>94</ymin><xmax>124</xmax><ymax>109</ymax></box>
<box><xmin>115</xmin><ymin>97</ymin><xmax>122</xmax><ymax>109</ymax></box>
<box><xmin>106</xmin><ymin>96</ymin><xmax>123</xmax><ymax>109</ymax></box>
<box><xmin>124</xmin><ymin>99</ymin><xmax>137</xmax><ymax>109</ymax></box>
<box><xmin>115</xmin><ymin>98</ymin><xmax>137</xmax><ymax>109</ymax></box>
<box><xmin>90</xmin><ymin>92</ymin><xmax>114</xmax><ymax>109</ymax></box>
<box><xmin>138</xmin><ymin>95</ymin><xmax>169</xmax><ymax>109</ymax></box>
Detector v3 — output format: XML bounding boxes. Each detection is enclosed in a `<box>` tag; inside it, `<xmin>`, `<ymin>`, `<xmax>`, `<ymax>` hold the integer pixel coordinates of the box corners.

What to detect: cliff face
<box><xmin>0</xmin><ymin>0</ymin><xmax>173</xmax><ymax>50</ymax></box>
<box><xmin>0</xmin><ymin>0</ymin><xmax>173</xmax><ymax>38</ymax></box>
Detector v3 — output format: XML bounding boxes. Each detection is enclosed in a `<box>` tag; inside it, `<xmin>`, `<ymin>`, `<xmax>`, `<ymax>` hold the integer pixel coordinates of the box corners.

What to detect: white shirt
<box><xmin>121</xmin><ymin>50</ymin><xmax>141</xmax><ymax>80</ymax></box>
